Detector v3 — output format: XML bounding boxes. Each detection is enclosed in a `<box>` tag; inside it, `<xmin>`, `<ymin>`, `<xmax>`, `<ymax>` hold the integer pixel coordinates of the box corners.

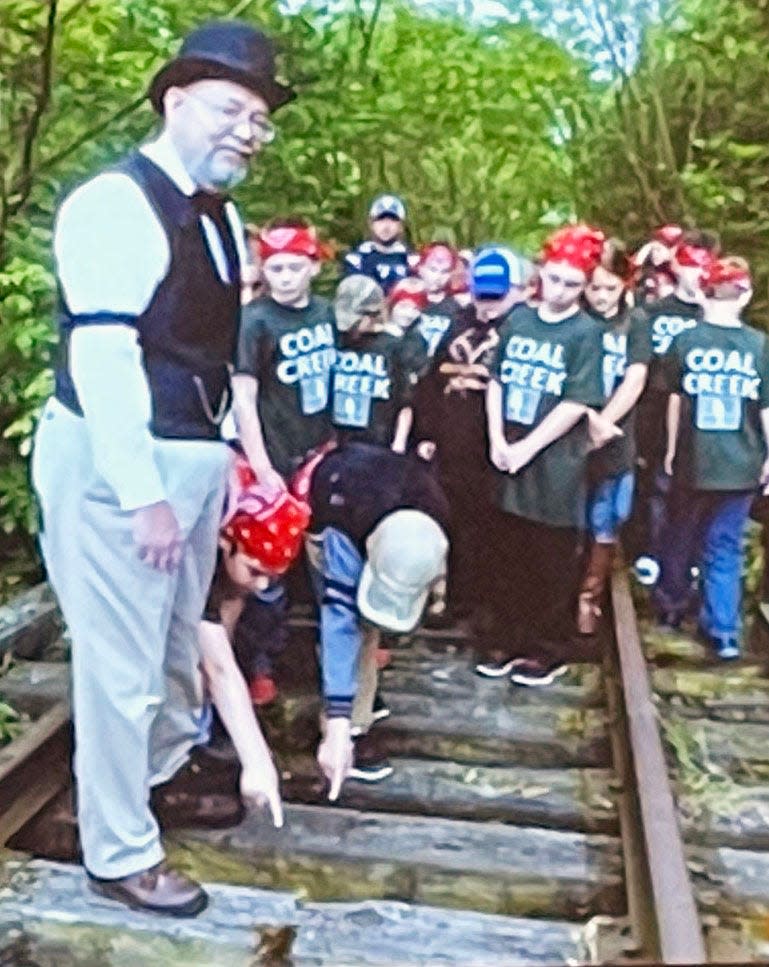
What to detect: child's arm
<box><xmin>198</xmin><ymin>619</ymin><xmax>283</xmax><ymax>826</ymax></box>
<box><xmin>231</xmin><ymin>374</ymin><xmax>285</xmax><ymax>491</ymax></box>
<box><xmin>664</xmin><ymin>393</ymin><xmax>681</xmax><ymax>476</ymax></box>
<box><xmin>503</xmin><ymin>400</ymin><xmax>588</xmax><ymax>474</ymax></box>
<box><xmin>601</xmin><ymin>363</ymin><xmax>648</xmax><ymax>426</ymax></box>
<box><xmin>760</xmin><ymin>408</ymin><xmax>769</xmax><ymax>493</ymax></box>
<box><xmin>486</xmin><ymin>380</ymin><xmax>509</xmax><ymax>471</ymax></box>
<box><xmin>391</xmin><ymin>406</ymin><xmax>413</xmax><ymax>453</ymax></box>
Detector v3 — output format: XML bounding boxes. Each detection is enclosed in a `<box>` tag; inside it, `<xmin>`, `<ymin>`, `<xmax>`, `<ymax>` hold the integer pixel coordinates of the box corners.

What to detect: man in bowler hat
<box><xmin>32</xmin><ymin>20</ymin><xmax>294</xmax><ymax>916</ymax></box>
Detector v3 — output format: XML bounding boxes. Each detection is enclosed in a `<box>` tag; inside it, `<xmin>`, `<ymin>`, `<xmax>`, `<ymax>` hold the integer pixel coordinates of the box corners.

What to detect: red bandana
<box><xmin>417</xmin><ymin>243</ymin><xmax>459</xmax><ymax>271</ymax></box>
<box><xmin>703</xmin><ymin>258</ymin><xmax>751</xmax><ymax>291</ymax></box>
<box><xmin>541</xmin><ymin>225</ymin><xmax>605</xmax><ymax>274</ymax></box>
<box><xmin>653</xmin><ymin>224</ymin><xmax>683</xmax><ymax>247</ymax></box>
<box><xmin>388</xmin><ymin>278</ymin><xmax>428</xmax><ymax>309</ymax></box>
<box><xmin>221</xmin><ymin>456</ymin><xmax>310</xmax><ymax>575</ymax></box>
<box><xmin>675</xmin><ymin>244</ymin><xmax>715</xmax><ymax>269</ymax></box>
<box><xmin>258</xmin><ymin>226</ymin><xmax>322</xmax><ymax>262</ymax></box>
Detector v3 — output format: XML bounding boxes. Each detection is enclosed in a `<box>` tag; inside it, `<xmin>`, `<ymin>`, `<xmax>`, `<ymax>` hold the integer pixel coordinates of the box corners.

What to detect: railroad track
<box><xmin>0</xmin><ymin>576</ymin><xmax>756</xmax><ymax>964</ymax></box>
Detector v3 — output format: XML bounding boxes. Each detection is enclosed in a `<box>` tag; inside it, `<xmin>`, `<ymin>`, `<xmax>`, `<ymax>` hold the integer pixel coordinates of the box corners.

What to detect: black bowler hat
<box><xmin>148</xmin><ymin>20</ymin><xmax>295</xmax><ymax>114</ymax></box>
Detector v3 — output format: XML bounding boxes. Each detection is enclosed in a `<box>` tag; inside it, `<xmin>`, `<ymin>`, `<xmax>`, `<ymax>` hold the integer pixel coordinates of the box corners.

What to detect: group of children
<box><xmin>199</xmin><ymin>194</ymin><xmax>769</xmax><ymax>806</ymax></box>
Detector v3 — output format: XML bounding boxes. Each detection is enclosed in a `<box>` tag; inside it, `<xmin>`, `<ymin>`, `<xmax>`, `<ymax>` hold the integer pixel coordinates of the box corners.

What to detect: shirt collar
<box><xmin>140</xmin><ymin>133</ymin><xmax>197</xmax><ymax>197</ymax></box>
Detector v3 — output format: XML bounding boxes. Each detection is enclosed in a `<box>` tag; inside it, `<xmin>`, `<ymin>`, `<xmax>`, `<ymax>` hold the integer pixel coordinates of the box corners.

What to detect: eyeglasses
<box><xmin>185</xmin><ymin>91</ymin><xmax>276</xmax><ymax>144</ymax></box>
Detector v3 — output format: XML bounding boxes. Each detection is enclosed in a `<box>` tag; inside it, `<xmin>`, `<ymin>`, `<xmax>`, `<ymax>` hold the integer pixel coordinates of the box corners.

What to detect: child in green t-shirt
<box><xmin>478</xmin><ymin>225</ymin><xmax>615</xmax><ymax>687</ymax></box>
<box><xmin>655</xmin><ymin>257</ymin><xmax>769</xmax><ymax>659</ymax></box>
<box><xmin>578</xmin><ymin>239</ymin><xmax>651</xmax><ymax>635</ymax></box>
<box><xmin>404</xmin><ymin>243</ymin><xmax>464</xmax><ymax>370</ymax></box>
<box><xmin>232</xmin><ymin>218</ymin><xmax>337</xmax><ymax>488</ymax></box>
<box><xmin>230</xmin><ymin>218</ymin><xmax>337</xmax><ymax>697</ymax></box>
<box><xmin>330</xmin><ymin>275</ymin><xmax>413</xmax><ymax>449</ymax></box>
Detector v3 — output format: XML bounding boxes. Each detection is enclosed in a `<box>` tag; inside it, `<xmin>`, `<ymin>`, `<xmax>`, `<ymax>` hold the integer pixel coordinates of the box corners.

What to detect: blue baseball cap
<box><xmin>369</xmin><ymin>194</ymin><xmax>407</xmax><ymax>221</ymax></box>
<box><xmin>471</xmin><ymin>246</ymin><xmax>532</xmax><ymax>298</ymax></box>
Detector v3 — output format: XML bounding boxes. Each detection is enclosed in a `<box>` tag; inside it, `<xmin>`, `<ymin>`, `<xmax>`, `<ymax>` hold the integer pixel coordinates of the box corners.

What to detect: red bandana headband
<box><xmin>541</xmin><ymin>225</ymin><xmax>605</xmax><ymax>274</ymax></box>
<box><xmin>221</xmin><ymin>456</ymin><xmax>310</xmax><ymax>576</ymax></box>
<box><xmin>674</xmin><ymin>244</ymin><xmax>715</xmax><ymax>269</ymax></box>
<box><xmin>653</xmin><ymin>224</ymin><xmax>684</xmax><ymax>247</ymax></box>
<box><xmin>417</xmin><ymin>243</ymin><xmax>459</xmax><ymax>271</ymax></box>
<box><xmin>258</xmin><ymin>226</ymin><xmax>323</xmax><ymax>262</ymax></box>
<box><xmin>703</xmin><ymin>258</ymin><xmax>752</xmax><ymax>291</ymax></box>
<box><xmin>388</xmin><ymin>279</ymin><xmax>428</xmax><ymax>309</ymax></box>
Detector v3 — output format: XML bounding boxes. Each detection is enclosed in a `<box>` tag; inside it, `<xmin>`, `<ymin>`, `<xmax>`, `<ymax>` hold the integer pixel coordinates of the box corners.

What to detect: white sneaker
<box><xmin>474</xmin><ymin>658</ymin><xmax>516</xmax><ymax>678</ymax></box>
<box><xmin>633</xmin><ymin>556</ymin><xmax>660</xmax><ymax>586</ymax></box>
<box><xmin>348</xmin><ymin>760</ymin><xmax>394</xmax><ymax>782</ymax></box>
<box><xmin>510</xmin><ymin>660</ymin><xmax>568</xmax><ymax>687</ymax></box>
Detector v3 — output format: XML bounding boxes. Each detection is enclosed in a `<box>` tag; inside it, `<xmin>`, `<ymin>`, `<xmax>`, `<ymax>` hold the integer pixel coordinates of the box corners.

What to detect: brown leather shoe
<box><xmin>87</xmin><ymin>861</ymin><xmax>208</xmax><ymax>917</ymax></box>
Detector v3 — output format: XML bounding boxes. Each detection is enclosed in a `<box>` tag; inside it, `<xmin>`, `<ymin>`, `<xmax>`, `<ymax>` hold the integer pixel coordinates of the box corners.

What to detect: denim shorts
<box><xmin>588</xmin><ymin>471</ymin><xmax>635</xmax><ymax>541</ymax></box>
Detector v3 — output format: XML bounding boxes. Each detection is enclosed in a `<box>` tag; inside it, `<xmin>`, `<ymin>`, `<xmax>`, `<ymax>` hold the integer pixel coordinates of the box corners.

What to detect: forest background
<box><xmin>0</xmin><ymin>0</ymin><xmax>767</xmax><ymax>598</ymax></box>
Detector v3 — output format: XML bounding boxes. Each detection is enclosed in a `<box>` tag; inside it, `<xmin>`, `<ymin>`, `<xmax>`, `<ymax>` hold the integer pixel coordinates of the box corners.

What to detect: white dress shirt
<box><xmin>53</xmin><ymin>133</ymin><xmax>244</xmax><ymax>510</ymax></box>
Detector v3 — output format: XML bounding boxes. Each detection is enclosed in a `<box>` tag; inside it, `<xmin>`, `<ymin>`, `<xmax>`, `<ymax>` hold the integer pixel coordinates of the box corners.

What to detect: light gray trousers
<box><xmin>32</xmin><ymin>398</ymin><xmax>228</xmax><ymax>879</ymax></box>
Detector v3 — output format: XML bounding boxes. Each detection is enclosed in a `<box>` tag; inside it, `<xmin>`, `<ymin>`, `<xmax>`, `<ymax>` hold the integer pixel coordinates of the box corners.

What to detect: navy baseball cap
<box><xmin>471</xmin><ymin>246</ymin><xmax>532</xmax><ymax>298</ymax></box>
<box><xmin>369</xmin><ymin>194</ymin><xmax>407</xmax><ymax>221</ymax></box>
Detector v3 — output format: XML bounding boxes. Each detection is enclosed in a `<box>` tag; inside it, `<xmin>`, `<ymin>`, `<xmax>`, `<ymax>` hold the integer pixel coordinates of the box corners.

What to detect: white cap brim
<box><xmin>357</xmin><ymin>562</ymin><xmax>429</xmax><ymax>634</ymax></box>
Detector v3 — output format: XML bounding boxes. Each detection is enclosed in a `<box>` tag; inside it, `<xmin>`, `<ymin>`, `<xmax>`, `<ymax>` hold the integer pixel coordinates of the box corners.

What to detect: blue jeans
<box><xmin>305</xmin><ymin>527</ymin><xmax>364</xmax><ymax>715</ymax></box>
<box><xmin>587</xmin><ymin>471</ymin><xmax>634</xmax><ymax>542</ymax></box>
<box><xmin>654</xmin><ymin>488</ymin><xmax>753</xmax><ymax>644</ymax></box>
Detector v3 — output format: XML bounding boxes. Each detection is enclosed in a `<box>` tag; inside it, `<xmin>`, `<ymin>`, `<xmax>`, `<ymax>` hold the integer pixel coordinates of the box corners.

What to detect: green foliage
<box><xmin>2</xmin><ymin>0</ymin><xmax>769</xmax><ymax>598</ymax></box>
<box><xmin>567</xmin><ymin>0</ymin><xmax>769</xmax><ymax>324</ymax></box>
<box><xmin>235</xmin><ymin>5</ymin><xmax>593</xmax><ymax>251</ymax></box>
<box><xmin>0</xmin><ymin>699</ymin><xmax>22</xmax><ymax>746</ymax></box>
<box><xmin>0</xmin><ymin>0</ymin><xmax>598</xmax><ymax>596</ymax></box>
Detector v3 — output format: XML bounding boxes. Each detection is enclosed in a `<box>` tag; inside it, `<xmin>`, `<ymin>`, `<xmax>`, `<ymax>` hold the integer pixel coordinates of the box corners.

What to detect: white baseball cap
<box><xmin>369</xmin><ymin>194</ymin><xmax>407</xmax><ymax>221</ymax></box>
<box><xmin>357</xmin><ymin>509</ymin><xmax>448</xmax><ymax>633</ymax></box>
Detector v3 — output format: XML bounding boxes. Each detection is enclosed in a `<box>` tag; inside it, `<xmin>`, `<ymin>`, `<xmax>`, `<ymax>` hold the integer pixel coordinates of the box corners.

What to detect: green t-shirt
<box><xmin>645</xmin><ymin>293</ymin><xmax>703</xmax><ymax>390</ymax></box>
<box><xmin>592</xmin><ymin>306</ymin><xmax>653</xmax><ymax>477</ymax></box>
<box><xmin>491</xmin><ymin>305</ymin><xmax>604</xmax><ymax>527</ymax></box>
<box><xmin>401</xmin><ymin>294</ymin><xmax>462</xmax><ymax>380</ymax></box>
<box><xmin>664</xmin><ymin>320</ymin><xmax>769</xmax><ymax>491</ymax></box>
<box><xmin>236</xmin><ymin>295</ymin><xmax>336</xmax><ymax>477</ymax></box>
<box><xmin>330</xmin><ymin>330</ymin><xmax>412</xmax><ymax>448</ymax></box>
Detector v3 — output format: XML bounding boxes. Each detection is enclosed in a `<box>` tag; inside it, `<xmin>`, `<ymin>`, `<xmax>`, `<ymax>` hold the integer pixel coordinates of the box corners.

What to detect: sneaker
<box><xmin>633</xmin><ymin>556</ymin><xmax>660</xmax><ymax>586</ymax></box>
<box><xmin>510</xmin><ymin>659</ymin><xmax>568</xmax><ymax>687</ymax></box>
<box><xmin>474</xmin><ymin>657</ymin><xmax>516</xmax><ymax>678</ymax></box>
<box><xmin>715</xmin><ymin>637</ymin><xmax>741</xmax><ymax>661</ymax></box>
<box><xmin>371</xmin><ymin>692</ymin><xmax>391</xmax><ymax>723</ymax></box>
<box><xmin>248</xmin><ymin>674</ymin><xmax>278</xmax><ymax>707</ymax></box>
<box><xmin>350</xmin><ymin>693</ymin><xmax>391</xmax><ymax>737</ymax></box>
<box><xmin>348</xmin><ymin>758</ymin><xmax>394</xmax><ymax>782</ymax></box>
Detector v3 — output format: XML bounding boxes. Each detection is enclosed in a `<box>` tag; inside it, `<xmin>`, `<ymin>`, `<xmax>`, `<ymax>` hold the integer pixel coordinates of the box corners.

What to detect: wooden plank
<box><xmin>280</xmin><ymin>754</ymin><xmax>618</xmax><ymax>833</ymax></box>
<box><xmin>0</xmin><ymin>661</ymin><xmax>69</xmax><ymax>717</ymax></box>
<box><xmin>169</xmin><ymin>803</ymin><xmax>625</xmax><ymax>920</ymax></box>
<box><xmin>0</xmin><ymin>857</ymin><xmax>588</xmax><ymax>966</ymax></box>
<box><xmin>611</xmin><ymin>571</ymin><xmax>707</xmax><ymax>965</ymax></box>
<box><xmin>0</xmin><ymin>584</ymin><xmax>62</xmax><ymax>660</ymax></box>
<box><xmin>0</xmin><ymin>702</ymin><xmax>71</xmax><ymax>845</ymax></box>
<box><xmin>380</xmin><ymin>658</ymin><xmax>605</xmax><ymax>708</ymax></box>
<box><xmin>367</xmin><ymin>693</ymin><xmax>610</xmax><ymax>768</ymax></box>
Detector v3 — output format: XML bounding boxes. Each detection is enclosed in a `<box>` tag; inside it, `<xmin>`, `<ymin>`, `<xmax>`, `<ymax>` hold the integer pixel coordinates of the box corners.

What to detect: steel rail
<box><xmin>610</xmin><ymin>569</ymin><xmax>706</xmax><ymax>965</ymax></box>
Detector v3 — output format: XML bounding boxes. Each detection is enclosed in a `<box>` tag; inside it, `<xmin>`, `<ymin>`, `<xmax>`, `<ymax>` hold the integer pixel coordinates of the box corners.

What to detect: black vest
<box><xmin>54</xmin><ymin>152</ymin><xmax>240</xmax><ymax>440</ymax></box>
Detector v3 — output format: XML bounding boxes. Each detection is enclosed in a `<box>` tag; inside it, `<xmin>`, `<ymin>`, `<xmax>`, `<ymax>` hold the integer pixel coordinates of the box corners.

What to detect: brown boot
<box><xmin>577</xmin><ymin>543</ymin><xmax>616</xmax><ymax>636</ymax></box>
<box><xmin>87</xmin><ymin>861</ymin><xmax>208</xmax><ymax>917</ymax></box>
